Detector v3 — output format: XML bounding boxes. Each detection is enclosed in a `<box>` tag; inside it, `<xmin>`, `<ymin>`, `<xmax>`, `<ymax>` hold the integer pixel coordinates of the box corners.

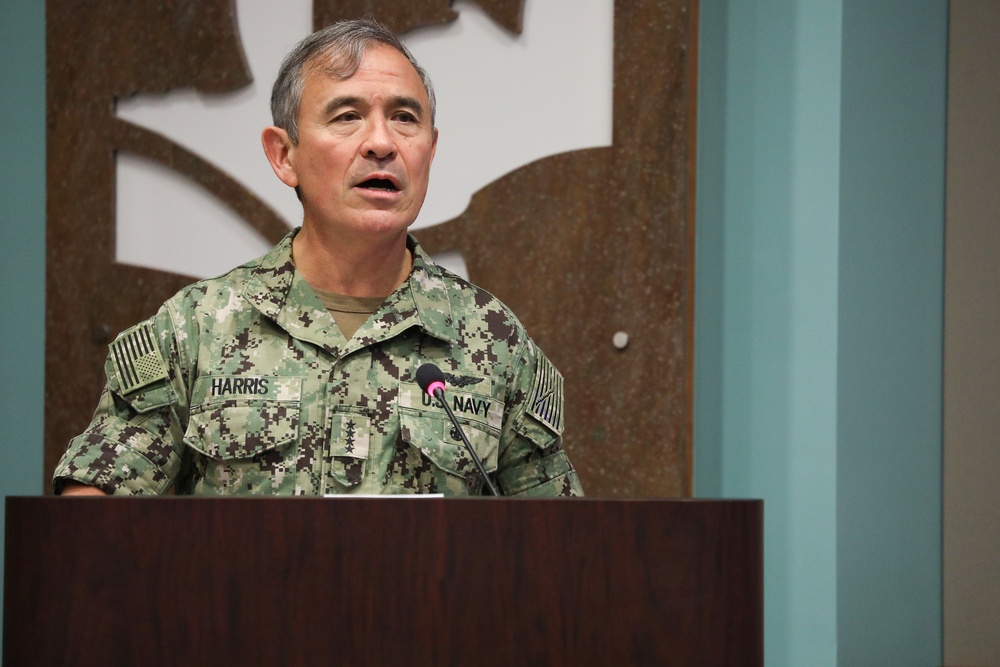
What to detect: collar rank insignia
<box><xmin>110</xmin><ymin>320</ymin><xmax>169</xmax><ymax>395</ymax></box>
<box><xmin>527</xmin><ymin>355</ymin><xmax>564</xmax><ymax>435</ymax></box>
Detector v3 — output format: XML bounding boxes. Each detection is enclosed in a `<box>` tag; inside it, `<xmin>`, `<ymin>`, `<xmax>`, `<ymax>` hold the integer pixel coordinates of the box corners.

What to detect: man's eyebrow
<box><xmin>321</xmin><ymin>95</ymin><xmax>427</xmax><ymax>118</ymax></box>
<box><xmin>322</xmin><ymin>95</ymin><xmax>362</xmax><ymax>117</ymax></box>
<box><xmin>391</xmin><ymin>96</ymin><xmax>426</xmax><ymax>116</ymax></box>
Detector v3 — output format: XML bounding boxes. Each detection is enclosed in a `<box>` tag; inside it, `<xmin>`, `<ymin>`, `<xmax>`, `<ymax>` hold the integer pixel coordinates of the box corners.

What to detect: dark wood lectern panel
<box><xmin>5</xmin><ymin>498</ymin><xmax>762</xmax><ymax>666</ymax></box>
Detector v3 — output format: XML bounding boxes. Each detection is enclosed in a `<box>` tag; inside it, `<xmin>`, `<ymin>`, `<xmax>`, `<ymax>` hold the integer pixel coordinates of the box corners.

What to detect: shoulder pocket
<box><xmin>105</xmin><ymin>334</ymin><xmax>175</xmax><ymax>415</ymax></box>
<box><xmin>113</xmin><ymin>380</ymin><xmax>177</xmax><ymax>415</ymax></box>
<box><xmin>107</xmin><ymin>319</ymin><xmax>169</xmax><ymax>397</ymax></box>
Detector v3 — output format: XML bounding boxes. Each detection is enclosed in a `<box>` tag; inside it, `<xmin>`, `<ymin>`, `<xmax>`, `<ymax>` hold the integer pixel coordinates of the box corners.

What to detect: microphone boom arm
<box><xmin>430</xmin><ymin>387</ymin><xmax>501</xmax><ymax>497</ymax></box>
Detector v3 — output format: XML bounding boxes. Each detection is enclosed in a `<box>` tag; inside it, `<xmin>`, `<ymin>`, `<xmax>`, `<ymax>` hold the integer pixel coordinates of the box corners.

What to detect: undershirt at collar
<box><xmin>289</xmin><ymin>244</ymin><xmax>414</xmax><ymax>340</ymax></box>
<box><xmin>310</xmin><ymin>286</ymin><xmax>386</xmax><ymax>340</ymax></box>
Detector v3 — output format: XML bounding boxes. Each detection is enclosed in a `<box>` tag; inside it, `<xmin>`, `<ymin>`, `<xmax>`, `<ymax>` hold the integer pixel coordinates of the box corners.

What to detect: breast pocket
<box><xmin>397</xmin><ymin>408</ymin><xmax>500</xmax><ymax>495</ymax></box>
<box><xmin>183</xmin><ymin>376</ymin><xmax>302</xmax><ymax>495</ymax></box>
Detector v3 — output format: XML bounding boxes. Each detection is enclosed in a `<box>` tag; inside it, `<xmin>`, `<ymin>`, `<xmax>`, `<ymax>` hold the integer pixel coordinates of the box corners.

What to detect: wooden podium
<box><xmin>4</xmin><ymin>497</ymin><xmax>762</xmax><ymax>666</ymax></box>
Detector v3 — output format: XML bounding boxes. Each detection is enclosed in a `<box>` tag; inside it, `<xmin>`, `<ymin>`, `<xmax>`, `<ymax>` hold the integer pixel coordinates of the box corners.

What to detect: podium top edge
<box><xmin>6</xmin><ymin>495</ymin><xmax>763</xmax><ymax>504</ymax></box>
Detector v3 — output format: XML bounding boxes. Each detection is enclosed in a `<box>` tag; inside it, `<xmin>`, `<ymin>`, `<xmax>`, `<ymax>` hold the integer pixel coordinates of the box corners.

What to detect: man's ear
<box><xmin>261</xmin><ymin>126</ymin><xmax>298</xmax><ymax>188</ymax></box>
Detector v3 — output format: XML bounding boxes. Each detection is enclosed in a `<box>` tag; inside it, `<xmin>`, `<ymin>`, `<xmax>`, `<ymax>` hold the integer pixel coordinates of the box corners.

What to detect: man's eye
<box><xmin>334</xmin><ymin>111</ymin><xmax>360</xmax><ymax>122</ymax></box>
<box><xmin>394</xmin><ymin>112</ymin><xmax>417</xmax><ymax>123</ymax></box>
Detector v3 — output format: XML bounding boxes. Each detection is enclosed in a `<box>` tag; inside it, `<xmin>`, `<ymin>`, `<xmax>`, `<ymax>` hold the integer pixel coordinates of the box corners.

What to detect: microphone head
<box><xmin>416</xmin><ymin>363</ymin><xmax>447</xmax><ymax>396</ymax></box>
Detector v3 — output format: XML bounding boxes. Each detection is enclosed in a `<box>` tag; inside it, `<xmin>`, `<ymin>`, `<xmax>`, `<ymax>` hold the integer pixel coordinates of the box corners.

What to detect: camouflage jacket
<box><xmin>53</xmin><ymin>231</ymin><xmax>583</xmax><ymax>497</ymax></box>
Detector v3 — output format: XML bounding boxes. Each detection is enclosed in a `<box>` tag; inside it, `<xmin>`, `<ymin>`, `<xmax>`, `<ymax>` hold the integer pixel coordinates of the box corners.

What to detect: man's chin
<box><xmin>301</xmin><ymin>202</ymin><xmax>423</xmax><ymax>239</ymax></box>
<box><xmin>342</xmin><ymin>213</ymin><xmax>419</xmax><ymax>240</ymax></box>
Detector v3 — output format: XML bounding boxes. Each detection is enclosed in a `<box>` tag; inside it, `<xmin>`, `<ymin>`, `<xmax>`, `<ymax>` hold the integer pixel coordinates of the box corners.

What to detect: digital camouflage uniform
<box><xmin>53</xmin><ymin>231</ymin><xmax>583</xmax><ymax>497</ymax></box>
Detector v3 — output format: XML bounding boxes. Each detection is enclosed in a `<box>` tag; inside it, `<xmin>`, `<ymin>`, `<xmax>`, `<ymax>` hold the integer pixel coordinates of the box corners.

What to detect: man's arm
<box><xmin>495</xmin><ymin>346</ymin><xmax>583</xmax><ymax>497</ymax></box>
<box><xmin>59</xmin><ymin>481</ymin><xmax>108</xmax><ymax>496</ymax></box>
<box><xmin>52</xmin><ymin>310</ymin><xmax>189</xmax><ymax>496</ymax></box>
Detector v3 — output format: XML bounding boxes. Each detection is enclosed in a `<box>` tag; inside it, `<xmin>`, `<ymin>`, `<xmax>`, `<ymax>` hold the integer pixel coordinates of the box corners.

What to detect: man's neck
<box><xmin>292</xmin><ymin>225</ymin><xmax>412</xmax><ymax>298</ymax></box>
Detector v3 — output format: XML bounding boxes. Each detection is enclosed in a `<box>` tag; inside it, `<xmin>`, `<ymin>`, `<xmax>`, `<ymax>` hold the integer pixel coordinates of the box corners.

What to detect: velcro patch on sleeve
<box><xmin>526</xmin><ymin>355</ymin><xmax>564</xmax><ymax>435</ymax></box>
<box><xmin>110</xmin><ymin>320</ymin><xmax>169</xmax><ymax>395</ymax></box>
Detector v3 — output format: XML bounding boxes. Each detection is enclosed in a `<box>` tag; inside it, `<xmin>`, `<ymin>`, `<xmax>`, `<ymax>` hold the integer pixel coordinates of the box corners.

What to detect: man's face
<box><xmin>286</xmin><ymin>44</ymin><xmax>438</xmax><ymax>239</ymax></box>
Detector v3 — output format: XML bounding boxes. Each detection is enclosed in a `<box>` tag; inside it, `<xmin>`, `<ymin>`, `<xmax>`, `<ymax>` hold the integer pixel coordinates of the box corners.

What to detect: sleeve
<box><xmin>494</xmin><ymin>340</ymin><xmax>584</xmax><ymax>497</ymax></box>
<box><xmin>52</xmin><ymin>309</ymin><xmax>189</xmax><ymax>495</ymax></box>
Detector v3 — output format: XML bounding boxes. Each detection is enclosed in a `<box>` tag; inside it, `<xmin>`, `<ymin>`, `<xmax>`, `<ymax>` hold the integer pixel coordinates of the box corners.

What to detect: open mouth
<box><xmin>357</xmin><ymin>178</ymin><xmax>399</xmax><ymax>192</ymax></box>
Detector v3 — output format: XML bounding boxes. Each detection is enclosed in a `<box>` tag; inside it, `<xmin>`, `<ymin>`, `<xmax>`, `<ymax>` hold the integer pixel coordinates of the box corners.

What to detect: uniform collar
<box><xmin>387</xmin><ymin>235</ymin><xmax>459</xmax><ymax>344</ymax></box>
<box><xmin>243</xmin><ymin>229</ymin><xmax>459</xmax><ymax>354</ymax></box>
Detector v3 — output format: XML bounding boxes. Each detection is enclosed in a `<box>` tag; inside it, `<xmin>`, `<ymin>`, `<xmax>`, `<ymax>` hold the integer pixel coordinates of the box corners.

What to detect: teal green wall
<box><xmin>696</xmin><ymin>1</ymin><xmax>946</xmax><ymax>665</ymax></box>
<box><xmin>695</xmin><ymin>1</ymin><xmax>841</xmax><ymax>663</ymax></box>
<box><xmin>0</xmin><ymin>0</ymin><xmax>47</xmax><ymax>646</ymax></box>
<box><xmin>836</xmin><ymin>2</ymin><xmax>946</xmax><ymax>665</ymax></box>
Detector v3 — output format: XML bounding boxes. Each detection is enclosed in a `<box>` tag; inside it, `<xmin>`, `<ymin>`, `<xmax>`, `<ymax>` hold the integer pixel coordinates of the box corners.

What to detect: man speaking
<box><xmin>54</xmin><ymin>18</ymin><xmax>583</xmax><ymax>497</ymax></box>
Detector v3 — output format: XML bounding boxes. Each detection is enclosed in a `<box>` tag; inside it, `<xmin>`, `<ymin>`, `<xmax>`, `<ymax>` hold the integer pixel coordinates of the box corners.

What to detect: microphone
<box><xmin>416</xmin><ymin>363</ymin><xmax>500</xmax><ymax>496</ymax></box>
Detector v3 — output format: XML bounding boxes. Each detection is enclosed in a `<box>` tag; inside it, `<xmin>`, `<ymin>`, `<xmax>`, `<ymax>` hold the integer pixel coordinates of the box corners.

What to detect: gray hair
<box><xmin>270</xmin><ymin>18</ymin><xmax>436</xmax><ymax>144</ymax></box>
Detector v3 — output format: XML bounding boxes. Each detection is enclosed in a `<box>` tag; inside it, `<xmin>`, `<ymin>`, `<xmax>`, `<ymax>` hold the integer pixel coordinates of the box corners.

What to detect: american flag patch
<box><xmin>110</xmin><ymin>321</ymin><xmax>168</xmax><ymax>395</ymax></box>
<box><xmin>527</xmin><ymin>356</ymin><xmax>564</xmax><ymax>434</ymax></box>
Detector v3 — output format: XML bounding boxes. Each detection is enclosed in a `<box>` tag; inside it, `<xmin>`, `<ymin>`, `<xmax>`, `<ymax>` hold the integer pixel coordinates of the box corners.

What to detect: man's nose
<box><xmin>361</xmin><ymin>117</ymin><xmax>396</xmax><ymax>159</ymax></box>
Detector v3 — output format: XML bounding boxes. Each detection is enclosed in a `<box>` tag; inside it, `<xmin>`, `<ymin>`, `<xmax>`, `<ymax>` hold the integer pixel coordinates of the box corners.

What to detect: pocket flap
<box><xmin>398</xmin><ymin>409</ymin><xmax>499</xmax><ymax>477</ymax></box>
<box><xmin>185</xmin><ymin>402</ymin><xmax>299</xmax><ymax>460</ymax></box>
